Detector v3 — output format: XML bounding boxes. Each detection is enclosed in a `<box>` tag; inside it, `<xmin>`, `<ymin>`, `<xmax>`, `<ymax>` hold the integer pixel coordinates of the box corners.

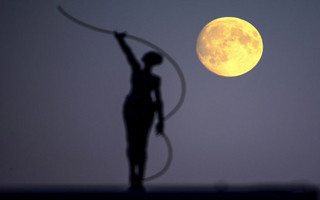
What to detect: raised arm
<box><xmin>114</xmin><ymin>32</ymin><xmax>140</xmax><ymax>72</ymax></box>
<box><xmin>154</xmin><ymin>78</ymin><xmax>164</xmax><ymax>135</ymax></box>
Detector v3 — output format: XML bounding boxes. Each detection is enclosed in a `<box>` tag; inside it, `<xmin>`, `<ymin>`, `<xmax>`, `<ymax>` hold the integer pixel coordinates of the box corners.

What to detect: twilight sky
<box><xmin>1</xmin><ymin>0</ymin><xmax>320</xmax><ymax>188</ymax></box>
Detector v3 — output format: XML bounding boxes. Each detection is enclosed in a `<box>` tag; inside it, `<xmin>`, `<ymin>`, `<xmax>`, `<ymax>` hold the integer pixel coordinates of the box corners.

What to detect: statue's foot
<box><xmin>127</xmin><ymin>181</ymin><xmax>145</xmax><ymax>193</ymax></box>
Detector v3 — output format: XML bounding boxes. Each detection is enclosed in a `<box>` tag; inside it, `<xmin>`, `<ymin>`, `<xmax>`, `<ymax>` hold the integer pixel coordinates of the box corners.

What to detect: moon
<box><xmin>196</xmin><ymin>17</ymin><xmax>263</xmax><ymax>77</ymax></box>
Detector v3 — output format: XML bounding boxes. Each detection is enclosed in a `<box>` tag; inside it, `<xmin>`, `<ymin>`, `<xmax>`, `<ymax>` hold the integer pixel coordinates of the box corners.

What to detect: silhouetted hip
<box><xmin>123</xmin><ymin>94</ymin><xmax>155</xmax><ymax>148</ymax></box>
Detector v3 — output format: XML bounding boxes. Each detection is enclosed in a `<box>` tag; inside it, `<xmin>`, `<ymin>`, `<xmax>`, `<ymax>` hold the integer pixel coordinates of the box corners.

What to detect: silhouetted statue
<box><xmin>114</xmin><ymin>32</ymin><xmax>164</xmax><ymax>191</ymax></box>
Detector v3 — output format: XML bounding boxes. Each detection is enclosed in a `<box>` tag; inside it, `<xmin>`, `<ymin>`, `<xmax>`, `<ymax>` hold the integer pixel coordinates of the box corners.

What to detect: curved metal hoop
<box><xmin>143</xmin><ymin>134</ymin><xmax>173</xmax><ymax>181</ymax></box>
<box><xmin>57</xmin><ymin>6</ymin><xmax>185</xmax><ymax>120</ymax></box>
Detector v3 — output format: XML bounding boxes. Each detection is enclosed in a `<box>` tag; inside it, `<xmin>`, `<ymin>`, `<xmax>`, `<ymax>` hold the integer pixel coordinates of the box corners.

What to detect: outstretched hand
<box><xmin>114</xmin><ymin>31</ymin><xmax>126</xmax><ymax>40</ymax></box>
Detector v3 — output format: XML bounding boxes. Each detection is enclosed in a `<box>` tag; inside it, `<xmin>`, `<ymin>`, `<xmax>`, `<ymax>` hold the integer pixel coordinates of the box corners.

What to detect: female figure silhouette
<box><xmin>114</xmin><ymin>32</ymin><xmax>164</xmax><ymax>190</ymax></box>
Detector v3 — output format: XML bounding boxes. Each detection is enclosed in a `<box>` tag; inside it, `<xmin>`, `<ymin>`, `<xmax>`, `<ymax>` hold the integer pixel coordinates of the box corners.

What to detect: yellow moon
<box><xmin>196</xmin><ymin>17</ymin><xmax>263</xmax><ymax>77</ymax></box>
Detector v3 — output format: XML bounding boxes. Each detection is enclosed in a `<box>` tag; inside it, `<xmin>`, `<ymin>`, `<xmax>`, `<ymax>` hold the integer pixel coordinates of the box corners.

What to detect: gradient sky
<box><xmin>1</xmin><ymin>0</ymin><xmax>320</xmax><ymax>188</ymax></box>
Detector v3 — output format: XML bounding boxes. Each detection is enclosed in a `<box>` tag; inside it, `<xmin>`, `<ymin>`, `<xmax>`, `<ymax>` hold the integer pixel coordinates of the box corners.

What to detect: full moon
<box><xmin>196</xmin><ymin>17</ymin><xmax>263</xmax><ymax>77</ymax></box>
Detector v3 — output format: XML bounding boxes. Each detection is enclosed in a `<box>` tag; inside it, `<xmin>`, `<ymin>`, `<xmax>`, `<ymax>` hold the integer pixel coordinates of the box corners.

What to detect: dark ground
<box><xmin>0</xmin><ymin>184</ymin><xmax>318</xmax><ymax>200</ymax></box>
